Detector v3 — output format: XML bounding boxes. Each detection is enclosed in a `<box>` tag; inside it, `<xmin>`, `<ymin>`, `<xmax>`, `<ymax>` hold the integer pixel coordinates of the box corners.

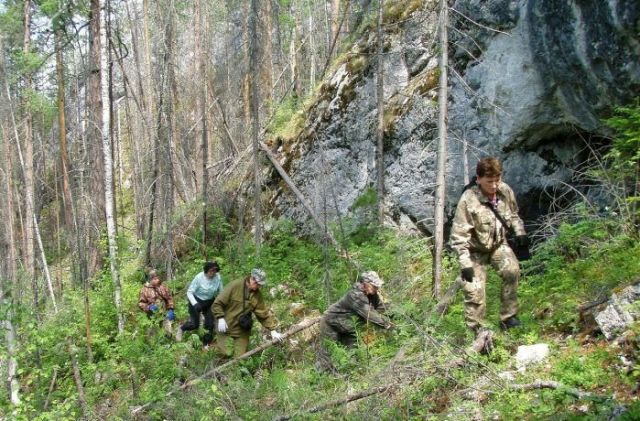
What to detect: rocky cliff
<box><xmin>267</xmin><ymin>0</ymin><xmax>640</xmax><ymax>235</ymax></box>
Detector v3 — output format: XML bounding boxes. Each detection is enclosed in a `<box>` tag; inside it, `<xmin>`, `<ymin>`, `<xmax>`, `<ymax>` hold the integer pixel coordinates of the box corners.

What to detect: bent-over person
<box><xmin>316</xmin><ymin>271</ymin><xmax>392</xmax><ymax>372</ymax></box>
<box><xmin>179</xmin><ymin>261</ymin><xmax>223</xmax><ymax>346</ymax></box>
<box><xmin>213</xmin><ymin>268</ymin><xmax>284</xmax><ymax>358</ymax></box>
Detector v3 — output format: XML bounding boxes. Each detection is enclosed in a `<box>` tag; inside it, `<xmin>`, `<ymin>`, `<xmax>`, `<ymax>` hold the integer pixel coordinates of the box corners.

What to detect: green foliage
<box><xmin>268</xmin><ymin>94</ymin><xmax>304</xmax><ymax>139</ymax></box>
<box><xmin>605</xmin><ymin>103</ymin><xmax>640</xmax><ymax>173</ymax></box>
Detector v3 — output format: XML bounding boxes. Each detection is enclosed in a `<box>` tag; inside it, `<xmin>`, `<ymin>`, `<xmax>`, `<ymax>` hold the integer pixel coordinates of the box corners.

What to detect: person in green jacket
<box><xmin>213</xmin><ymin>268</ymin><xmax>284</xmax><ymax>357</ymax></box>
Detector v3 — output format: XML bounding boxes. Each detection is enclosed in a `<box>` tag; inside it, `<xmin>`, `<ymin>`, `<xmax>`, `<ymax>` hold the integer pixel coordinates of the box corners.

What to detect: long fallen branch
<box><xmin>273</xmin><ymin>384</ymin><xmax>395</xmax><ymax>421</ymax></box>
<box><xmin>131</xmin><ymin>317</ymin><xmax>321</xmax><ymax>415</ymax></box>
<box><xmin>259</xmin><ymin>140</ymin><xmax>339</xmax><ymax>248</ymax></box>
<box><xmin>510</xmin><ymin>379</ymin><xmax>611</xmax><ymax>402</ymax></box>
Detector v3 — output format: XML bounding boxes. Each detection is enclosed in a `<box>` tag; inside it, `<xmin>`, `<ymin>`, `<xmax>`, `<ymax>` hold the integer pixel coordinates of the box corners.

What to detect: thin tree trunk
<box><xmin>375</xmin><ymin>0</ymin><xmax>385</xmax><ymax>224</ymax></box>
<box><xmin>56</xmin><ymin>26</ymin><xmax>73</xmax><ymax>228</ymax></box>
<box><xmin>69</xmin><ymin>342</ymin><xmax>89</xmax><ymax>418</ymax></box>
<box><xmin>432</xmin><ymin>0</ymin><xmax>449</xmax><ymax>299</ymax></box>
<box><xmin>100</xmin><ymin>0</ymin><xmax>125</xmax><ymax>334</ymax></box>
<box><xmin>0</xmin><ymin>112</ymin><xmax>20</xmax><ymax>406</ymax></box>
<box><xmin>22</xmin><ymin>0</ymin><xmax>37</xmax><ymax>311</ymax></box>
<box><xmin>163</xmin><ymin>0</ymin><xmax>177</xmax><ymax>279</ymax></box>
<box><xmin>308</xmin><ymin>2</ymin><xmax>316</xmax><ymax>92</ymax></box>
<box><xmin>331</xmin><ymin>0</ymin><xmax>342</xmax><ymax>58</ymax></box>
<box><xmin>195</xmin><ymin>0</ymin><xmax>209</xmax><ymax>258</ymax></box>
<box><xmin>88</xmin><ymin>0</ymin><xmax>106</xmax><ymax>275</ymax></box>
<box><xmin>263</xmin><ymin>0</ymin><xmax>275</xmax><ymax>114</ymax></box>
<box><xmin>43</xmin><ymin>368</ymin><xmax>58</xmax><ymax>410</ymax></box>
<box><xmin>249</xmin><ymin>0</ymin><xmax>263</xmax><ymax>253</ymax></box>
<box><xmin>5</xmin><ymin>82</ymin><xmax>58</xmax><ymax>312</ymax></box>
<box><xmin>289</xmin><ymin>6</ymin><xmax>302</xmax><ymax>98</ymax></box>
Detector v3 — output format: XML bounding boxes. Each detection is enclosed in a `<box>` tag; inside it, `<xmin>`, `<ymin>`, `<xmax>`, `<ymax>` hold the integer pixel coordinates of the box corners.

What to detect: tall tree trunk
<box><xmin>100</xmin><ymin>0</ymin><xmax>125</xmax><ymax>334</ymax></box>
<box><xmin>22</xmin><ymin>0</ymin><xmax>37</xmax><ymax>311</ymax></box>
<box><xmin>263</xmin><ymin>0</ymin><xmax>275</xmax><ymax>114</ymax></box>
<box><xmin>308</xmin><ymin>2</ymin><xmax>316</xmax><ymax>92</ymax></box>
<box><xmin>1</xmin><ymin>115</ymin><xmax>20</xmax><ymax>406</ymax></box>
<box><xmin>375</xmin><ymin>0</ymin><xmax>385</xmax><ymax>225</ymax></box>
<box><xmin>195</xmin><ymin>0</ymin><xmax>209</xmax><ymax>258</ymax></box>
<box><xmin>88</xmin><ymin>0</ymin><xmax>106</xmax><ymax>274</ymax></box>
<box><xmin>250</xmin><ymin>0</ymin><xmax>263</xmax><ymax>253</ymax></box>
<box><xmin>289</xmin><ymin>6</ymin><xmax>302</xmax><ymax>98</ymax></box>
<box><xmin>432</xmin><ymin>0</ymin><xmax>449</xmax><ymax>299</ymax></box>
<box><xmin>55</xmin><ymin>26</ymin><xmax>73</xmax><ymax>229</ymax></box>
<box><xmin>162</xmin><ymin>0</ymin><xmax>177</xmax><ymax>279</ymax></box>
<box><xmin>331</xmin><ymin>0</ymin><xmax>341</xmax><ymax>58</ymax></box>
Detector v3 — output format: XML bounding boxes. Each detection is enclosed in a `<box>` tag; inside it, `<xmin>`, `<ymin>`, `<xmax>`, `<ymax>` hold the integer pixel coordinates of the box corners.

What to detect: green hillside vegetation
<box><xmin>2</xmin><ymin>108</ymin><xmax>640</xmax><ymax>420</ymax></box>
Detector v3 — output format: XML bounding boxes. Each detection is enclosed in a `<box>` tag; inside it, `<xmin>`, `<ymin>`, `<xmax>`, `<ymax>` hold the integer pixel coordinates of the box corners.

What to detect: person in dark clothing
<box><xmin>178</xmin><ymin>261</ymin><xmax>223</xmax><ymax>346</ymax></box>
<box><xmin>316</xmin><ymin>271</ymin><xmax>393</xmax><ymax>371</ymax></box>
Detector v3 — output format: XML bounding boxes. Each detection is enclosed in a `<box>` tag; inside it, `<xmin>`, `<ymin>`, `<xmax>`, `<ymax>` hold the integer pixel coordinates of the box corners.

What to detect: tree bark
<box><xmin>55</xmin><ymin>26</ymin><xmax>73</xmax><ymax>228</ymax></box>
<box><xmin>375</xmin><ymin>0</ymin><xmax>385</xmax><ymax>225</ymax></box>
<box><xmin>195</xmin><ymin>0</ymin><xmax>209</xmax><ymax>258</ymax></box>
<box><xmin>249</xmin><ymin>0</ymin><xmax>263</xmax><ymax>253</ymax></box>
<box><xmin>22</xmin><ymin>0</ymin><xmax>37</xmax><ymax>311</ymax></box>
<box><xmin>88</xmin><ymin>0</ymin><xmax>106</xmax><ymax>274</ymax></box>
<box><xmin>432</xmin><ymin>0</ymin><xmax>449</xmax><ymax>299</ymax></box>
<box><xmin>100</xmin><ymin>0</ymin><xmax>125</xmax><ymax>334</ymax></box>
<box><xmin>0</xmin><ymin>110</ymin><xmax>20</xmax><ymax>406</ymax></box>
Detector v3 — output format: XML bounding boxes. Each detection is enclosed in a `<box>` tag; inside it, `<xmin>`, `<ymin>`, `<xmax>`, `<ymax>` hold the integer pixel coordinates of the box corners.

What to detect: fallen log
<box><xmin>273</xmin><ymin>384</ymin><xmax>395</xmax><ymax>421</ymax></box>
<box><xmin>577</xmin><ymin>296</ymin><xmax>608</xmax><ymax>313</ymax></box>
<box><xmin>510</xmin><ymin>379</ymin><xmax>610</xmax><ymax>402</ymax></box>
<box><xmin>180</xmin><ymin>316</ymin><xmax>322</xmax><ymax>389</ymax></box>
<box><xmin>259</xmin><ymin>140</ymin><xmax>339</xmax><ymax>248</ymax></box>
<box><xmin>131</xmin><ymin>317</ymin><xmax>322</xmax><ymax>416</ymax></box>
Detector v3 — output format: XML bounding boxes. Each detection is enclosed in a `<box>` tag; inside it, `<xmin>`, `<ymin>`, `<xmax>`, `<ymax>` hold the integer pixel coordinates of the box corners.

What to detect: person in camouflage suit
<box><xmin>316</xmin><ymin>271</ymin><xmax>392</xmax><ymax>371</ymax></box>
<box><xmin>450</xmin><ymin>157</ymin><xmax>528</xmax><ymax>345</ymax></box>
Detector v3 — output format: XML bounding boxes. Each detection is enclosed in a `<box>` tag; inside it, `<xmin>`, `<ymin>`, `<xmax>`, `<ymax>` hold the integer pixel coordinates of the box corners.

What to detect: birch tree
<box><xmin>100</xmin><ymin>0</ymin><xmax>124</xmax><ymax>334</ymax></box>
<box><xmin>432</xmin><ymin>0</ymin><xmax>449</xmax><ymax>299</ymax></box>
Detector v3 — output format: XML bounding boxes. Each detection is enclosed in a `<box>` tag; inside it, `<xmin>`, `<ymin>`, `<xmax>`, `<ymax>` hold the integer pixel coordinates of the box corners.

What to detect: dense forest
<box><xmin>1</xmin><ymin>0</ymin><xmax>639</xmax><ymax>419</ymax></box>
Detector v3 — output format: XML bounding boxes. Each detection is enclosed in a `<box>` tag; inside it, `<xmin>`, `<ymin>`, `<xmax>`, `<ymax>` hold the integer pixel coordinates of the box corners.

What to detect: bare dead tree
<box><xmin>432</xmin><ymin>0</ymin><xmax>449</xmax><ymax>299</ymax></box>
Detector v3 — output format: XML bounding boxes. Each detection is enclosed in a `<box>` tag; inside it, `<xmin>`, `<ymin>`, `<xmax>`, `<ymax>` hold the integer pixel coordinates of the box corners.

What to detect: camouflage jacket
<box><xmin>212</xmin><ymin>278</ymin><xmax>278</xmax><ymax>336</ymax></box>
<box><xmin>138</xmin><ymin>282</ymin><xmax>174</xmax><ymax>312</ymax></box>
<box><xmin>450</xmin><ymin>182</ymin><xmax>526</xmax><ymax>269</ymax></box>
<box><xmin>323</xmin><ymin>284</ymin><xmax>391</xmax><ymax>332</ymax></box>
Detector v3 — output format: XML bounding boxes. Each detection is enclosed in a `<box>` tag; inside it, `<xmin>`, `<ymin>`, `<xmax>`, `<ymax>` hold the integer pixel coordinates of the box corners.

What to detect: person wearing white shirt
<box><xmin>179</xmin><ymin>261</ymin><xmax>223</xmax><ymax>346</ymax></box>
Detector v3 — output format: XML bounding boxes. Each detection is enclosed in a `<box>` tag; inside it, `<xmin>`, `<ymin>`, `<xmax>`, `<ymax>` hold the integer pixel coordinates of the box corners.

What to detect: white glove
<box><xmin>270</xmin><ymin>330</ymin><xmax>284</xmax><ymax>342</ymax></box>
<box><xmin>217</xmin><ymin>318</ymin><xmax>228</xmax><ymax>333</ymax></box>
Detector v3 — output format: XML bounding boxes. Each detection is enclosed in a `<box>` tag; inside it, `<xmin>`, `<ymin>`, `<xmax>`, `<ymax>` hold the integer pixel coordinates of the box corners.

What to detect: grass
<box><xmin>3</xmin><ymin>205</ymin><xmax>640</xmax><ymax>420</ymax></box>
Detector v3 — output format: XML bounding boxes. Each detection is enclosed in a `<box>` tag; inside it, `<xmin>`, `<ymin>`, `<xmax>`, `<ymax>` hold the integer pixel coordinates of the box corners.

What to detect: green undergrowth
<box><xmin>3</xmin><ymin>208</ymin><xmax>640</xmax><ymax>419</ymax></box>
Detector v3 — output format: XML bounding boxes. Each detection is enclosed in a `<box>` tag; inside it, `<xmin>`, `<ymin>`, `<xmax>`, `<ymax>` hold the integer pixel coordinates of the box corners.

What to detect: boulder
<box><xmin>595</xmin><ymin>283</ymin><xmax>640</xmax><ymax>340</ymax></box>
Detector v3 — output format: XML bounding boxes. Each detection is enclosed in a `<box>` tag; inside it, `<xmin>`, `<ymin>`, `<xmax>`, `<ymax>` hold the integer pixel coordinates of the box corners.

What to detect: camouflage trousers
<box><xmin>462</xmin><ymin>242</ymin><xmax>520</xmax><ymax>332</ymax></box>
<box><xmin>315</xmin><ymin>318</ymin><xmax>356</xmax><ymax>373</ymax></box>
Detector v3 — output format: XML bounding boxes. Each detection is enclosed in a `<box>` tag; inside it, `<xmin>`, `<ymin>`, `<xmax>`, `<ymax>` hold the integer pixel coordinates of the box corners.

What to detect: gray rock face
<box><xmin>595</xmin><ymin>283</ymin><xmax>640</xmax><ymax>340</ymax></box>
<box><xmin>269</xmin><ymin>1</ymin><xmax>640</xmax><ymax>234</ymax></box>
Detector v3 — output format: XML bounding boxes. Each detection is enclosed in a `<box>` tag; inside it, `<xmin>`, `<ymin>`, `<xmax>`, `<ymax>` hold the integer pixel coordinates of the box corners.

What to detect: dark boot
<box><xmin>499</xmin><ymin>316</ymin><xmax>521</xmax><ymax>330</ymax></box>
